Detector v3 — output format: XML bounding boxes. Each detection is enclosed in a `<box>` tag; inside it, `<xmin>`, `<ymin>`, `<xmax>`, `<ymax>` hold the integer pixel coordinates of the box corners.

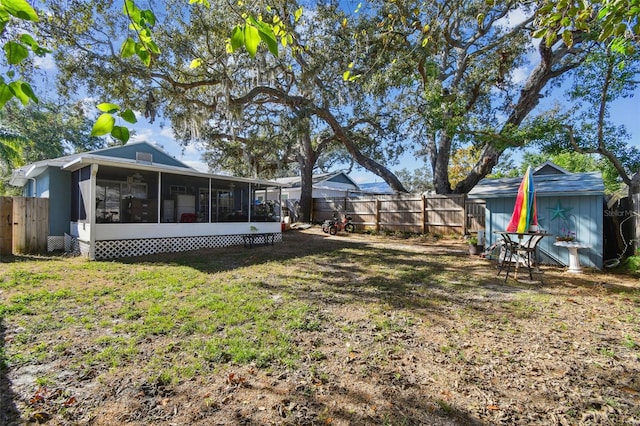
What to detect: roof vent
<box><xmin>136</xmin><ymin>152</ymin><xmax>153</xmax><ymax>164</ymax></box>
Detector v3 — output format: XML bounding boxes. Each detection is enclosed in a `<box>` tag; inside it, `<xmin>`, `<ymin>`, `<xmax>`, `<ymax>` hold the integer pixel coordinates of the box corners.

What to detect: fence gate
<box><xmin>10</xmin><ymin>197</ymin><xmax>49</xmax><ymax>255</ymax></box>
<box><xmin>0</xmin><ymin>197</ymin><xmax>12</xmax><ymax>256</ymax></box>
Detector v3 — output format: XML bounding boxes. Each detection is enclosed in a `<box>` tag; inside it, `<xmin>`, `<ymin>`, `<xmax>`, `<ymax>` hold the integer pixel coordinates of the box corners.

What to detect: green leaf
<box><xmin>261</xmin><ymin>34</ymin><xmax>279</xmax><ymax>58</ymax></box>
<box><xmin>135</xmin><ymin>44</ymin><xmax>151</xmax><ymax>66</ymax></box>
<box><xmin>97</xmin><ymin>103</ymin><xmax>120</xmax><ymax>113</ymax></box>
<box><xmin>147</xmin><ymin>40</ymin><xmax>160</xmax><ymax>55</ymax></box>
<box><xmin>532</xmin><ymin>28</ymin><xmax>548</xmax><ymax>39</ymax></box>
<box><xmin>140</xmin><ymin>9</ymin><xmax>155</xmax><ymax>27</ymax></box>
<box><xmin>121</xmin><ymin>38</ymin><xmax>137</xmax><ymax>58</ymax></box>
<box><xmin>19</xmin><ymin>81</ymin><xmax>37</xmax><ymax>103</ymax></box>
<box><xmin>294</xmin><ymin>7</ymin><xmax>303</xmax><ymax>22</ymax></box>
<box><xmin>91</xmin><ymin>113</ymin><xmax>116</xmax><ymax>137</ymax></box>
<box><xmin>4</xmin><ymin>41</ymin><xmax>29</xmax><ymax>65</ymax></box>
<box><xmin>0</xmin><ymin>83</ymin><xmax>14</xmax><ymax>109</ymax></box>
<box><xmin>18</xmin><ymin>33</ymin><xmax>34</xmax><ymax>45</ymax></box>
<box><xmin>343</xmin><ymin>70</ymin><xmax>351</xmax><ymax>81</ymax></box>
<box><xmin>253</xmin><ymin>21</ymin><xmax>278</xmax><ymax>56</ymax></box>
<box><xmin>190</xmin><ymin>58</ymin><xmax>203</xmax><ymax>68</ymax></box>
<box><xmin>2</xmin><ymin>0</ymin><xmax>39</xmax><ymax>22</ymax></box>
<box><xmin>111</xmin><ymin>125</ymin><xmax>130</xmax><ymax>143</ymax></box>
<box><xmin>597</xmin><ymin>6</ymin><xmax>610</xmax><ymax>20</ymax></box>
<box><xmin>244</xmin><ymin>23</ymin><xmax>260</xmax><ymax>57</ymax></box>
<box><xmin>119</xmin><ymin>109</ymin><xmax>137</xmax><ymax>124</ymax></box>
<box><xmin>230</xmin><ymin>25</ymin><xmax>244</xmax><ymax>51</ymax></box>
<box><xmin>8</xmin><ymin>81</ymin><xmax>30</xmax><ymax>104</ymax></box>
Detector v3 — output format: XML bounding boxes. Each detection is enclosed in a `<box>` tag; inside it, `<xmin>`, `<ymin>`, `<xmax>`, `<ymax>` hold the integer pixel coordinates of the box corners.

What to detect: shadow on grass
<box><xmin>0</xmin><ymin>252</ymin><xmax>66</xmax><ymax>264</ymax></box>
<box><xmin>117</xmin><ymin>229</ymin><xmax>639</xmax><ymax>306</ymax></box>
<box><xmin>0</xmin><ymin>319</ymin><xmax>21</xmax><ymax>425</ymax></box>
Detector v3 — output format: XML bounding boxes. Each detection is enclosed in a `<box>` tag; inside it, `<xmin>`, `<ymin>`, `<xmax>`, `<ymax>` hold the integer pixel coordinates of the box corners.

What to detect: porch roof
<box><xmin>61</xmin><ymin>154</ymin><xmax>289</xmax><ymax>188</ymax></box>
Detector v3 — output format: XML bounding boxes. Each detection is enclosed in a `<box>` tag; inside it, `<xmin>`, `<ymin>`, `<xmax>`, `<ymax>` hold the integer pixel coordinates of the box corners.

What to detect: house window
<box><xmin>96</xmin><ymin>181</ymin><xmax>122</xmax><ymax>223</ymax></box>
<box><xmin>170</xmin><ymin>185</ymin><xmax>187</xmax><ymax>196</ymax></box>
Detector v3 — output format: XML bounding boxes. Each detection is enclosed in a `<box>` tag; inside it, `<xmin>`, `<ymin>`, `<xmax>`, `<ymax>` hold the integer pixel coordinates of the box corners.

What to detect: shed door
<box><xmin>0</xmin><ymin>196</ymin><xmax>12</xmax><ymax>256</ymax></box>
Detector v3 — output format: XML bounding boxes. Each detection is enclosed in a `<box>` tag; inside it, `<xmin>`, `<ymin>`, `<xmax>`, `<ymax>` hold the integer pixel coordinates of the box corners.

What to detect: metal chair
<box><xmin>497</xmin><ymin>234</ymin><xmax>544</xmax><ymax>283</ymax></box>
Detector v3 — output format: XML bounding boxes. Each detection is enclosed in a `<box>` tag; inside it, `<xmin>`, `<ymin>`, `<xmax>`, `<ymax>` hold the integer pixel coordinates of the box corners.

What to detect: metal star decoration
<box><xmin>548</xmin><ymin>200</ymin><xmax>572</xmax><ymax>221</ymax></box>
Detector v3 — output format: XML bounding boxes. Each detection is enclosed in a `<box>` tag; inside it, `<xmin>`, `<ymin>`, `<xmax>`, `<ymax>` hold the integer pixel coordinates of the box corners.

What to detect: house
<box><xmin>274</xmin><ymin>172</ymin><xmax>361</xmax><ymax>221</ymax></box>
<box><xmin>468</xmin><ymin>162</ymin><xmax>605</xmax><ymax>270</ymax></box>
<box><xmin>358</xmin><ymin>181</ymin><xmax>395</xmax><ymax>194</ymax></box>
<box><xmin>9</xmin><ymin>141</ymin><xmax>287</xmax><ymax>260</ymax></box>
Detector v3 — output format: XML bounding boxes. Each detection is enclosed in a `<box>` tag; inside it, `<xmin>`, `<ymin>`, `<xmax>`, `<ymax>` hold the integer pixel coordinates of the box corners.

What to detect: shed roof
<box><xmin>468</xmin><ymin>170</ymin><xmax>605</xmax><ymax>199</ymax></box>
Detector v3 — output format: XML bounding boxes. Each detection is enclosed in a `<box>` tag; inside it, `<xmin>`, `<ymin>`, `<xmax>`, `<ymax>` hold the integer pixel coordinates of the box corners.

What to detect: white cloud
<box><xmin>496</xmin><ymin>7</ymin><xmax>531</xmax><ymax>29</ymax></box>
<box><xmin>511</xmin><ymin>66</ymin><xmax>529</xmax><ymax>85</ymax></box>
<box><xmin>183</xmin><ymin>160</ymin><xmax>209</xmax><ymax>172</ymax></box>
<box><xmin>34</xmin><ymin>54</ymin><xmax>56</xmax><ymax>70</ymax></box>
<box><xmin>160</xmin><ymin>127</ymin><xmax>174</xmax><ymax>138</ymax></box>
<box><xmin>130</xmin><ymin>127</ymin><xmax>154</xmax><ymax>143</ymax></box>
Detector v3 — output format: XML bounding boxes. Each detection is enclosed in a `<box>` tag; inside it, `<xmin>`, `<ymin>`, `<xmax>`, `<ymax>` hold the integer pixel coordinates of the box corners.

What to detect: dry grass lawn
<box><xmin>0</xmin><ymin>227</ymin><xmax>639</xmax><ymax>425</ymax></box>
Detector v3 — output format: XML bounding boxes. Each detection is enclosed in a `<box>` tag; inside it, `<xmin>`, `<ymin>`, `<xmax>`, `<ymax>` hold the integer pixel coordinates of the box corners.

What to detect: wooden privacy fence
<box><xmin>313</xmin><ymin>194</ymin><xmax>485</xmax><ymax>235</ymax></box>
<box><xmin>0</xmin><ymin>196</ymin><xmax>49</xmax><ymax>256</ymax></box>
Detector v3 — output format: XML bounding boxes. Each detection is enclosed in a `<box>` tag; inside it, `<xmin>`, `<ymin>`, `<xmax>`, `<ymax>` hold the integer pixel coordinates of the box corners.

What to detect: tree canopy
<box><xmin>3</xmin><ymin>0</ymin><xmax>639</xmax><ymax>206</ymax></box>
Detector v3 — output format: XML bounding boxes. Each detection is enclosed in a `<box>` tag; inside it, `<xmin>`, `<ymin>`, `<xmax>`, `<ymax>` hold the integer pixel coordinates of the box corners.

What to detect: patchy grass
<box><xmin>1</xmin><ymin>229</ymin><xmax>639</xmax><ymax>425</ymax></box>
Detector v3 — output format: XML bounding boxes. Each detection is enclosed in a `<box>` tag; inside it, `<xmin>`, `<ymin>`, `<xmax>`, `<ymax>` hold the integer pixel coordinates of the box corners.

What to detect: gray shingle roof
<box><xmin>468</xmin><ymin>171</ymin><xmax>605</xmax><ymax>199</ymax></box>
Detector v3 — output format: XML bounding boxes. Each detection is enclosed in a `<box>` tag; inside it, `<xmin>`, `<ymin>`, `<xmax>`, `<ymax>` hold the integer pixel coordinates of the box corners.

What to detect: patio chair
<box><xmin>496</xmin><ymin>234</ymin><xmax>544</xmax><ymax>283</ymax></box>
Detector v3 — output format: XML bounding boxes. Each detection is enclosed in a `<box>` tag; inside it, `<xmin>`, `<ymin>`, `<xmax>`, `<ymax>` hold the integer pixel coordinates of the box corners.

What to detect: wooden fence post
<box><xmin>375</xmin><ymin>198</ymin><xmax>381</xmax><ymax>232</ymax></box>
<box><xmin>421</xmin><ymin>195</ymin><xmax>427</xmax><ymax>234</ymax></box>
<box><xmin>463</xmin><ymin>194</ymin><xmax>468</xmax><ymax>235</ymax></box>
<box><xmin>0</xmin><ymin>197</ymin><xmax>13</xmax><ymax>256</ymax></box>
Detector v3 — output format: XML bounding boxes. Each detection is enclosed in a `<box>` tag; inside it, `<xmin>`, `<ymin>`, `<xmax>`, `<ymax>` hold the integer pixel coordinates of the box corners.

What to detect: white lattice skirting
<box><xmin>93</xmin><ymin>233</ymin><xmax>283</xmax><ymax>260</ymax></box>
<box><xmin>47</xmin><ymin>236</ymin><xmax>65</xmax><ymax>252</ymax></box>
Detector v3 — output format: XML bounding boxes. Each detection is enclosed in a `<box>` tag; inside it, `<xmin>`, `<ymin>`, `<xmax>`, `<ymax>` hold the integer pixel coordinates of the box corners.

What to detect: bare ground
<box><xmin>1</xmin><ymin>227</ymin><xmax>639</xmax><ymax>425</ymax></box>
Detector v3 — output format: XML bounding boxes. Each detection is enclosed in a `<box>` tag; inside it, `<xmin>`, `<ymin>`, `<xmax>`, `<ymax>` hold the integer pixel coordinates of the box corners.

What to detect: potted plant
<box><xmin>467</xmin><ymin>235</ymin><xmax>484</xmax><ymax>255</ymax></box>
<box><xmin>555</xmin><ymin>228</ymin><xmax>576</xmax><ymax>242</ymax></box>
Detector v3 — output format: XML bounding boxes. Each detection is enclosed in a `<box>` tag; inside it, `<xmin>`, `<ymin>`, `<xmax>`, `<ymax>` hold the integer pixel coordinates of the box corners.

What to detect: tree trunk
<box><xmin>453</xmin><ymin>41</ymin><xmax>585</xmax><ymax>194</ymax></box>
<box><xmin>298</xmin><ymin>157</ymin><xmax>314</xmax><ymax>223</ymax></box>
<box><xmin>434</xmin><ymin>134</ymin><xmax>452</xmax><ymax>194</ymax></box>
<box><xmin>296</xmin><ymin>116</ymin><xmax>319</xmax><ymax>223</ymax></box>
<box><xmin>314</xmin><ymin>107</ymin><xmax>409</xmax><ymax>193</ymax></box>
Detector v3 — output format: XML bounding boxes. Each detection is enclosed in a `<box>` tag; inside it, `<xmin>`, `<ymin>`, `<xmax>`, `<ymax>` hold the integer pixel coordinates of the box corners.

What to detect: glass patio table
<box><xmin>493</xmin><ymin>231</ymin><xmax>552</xmax><ymax>282</ymax></box>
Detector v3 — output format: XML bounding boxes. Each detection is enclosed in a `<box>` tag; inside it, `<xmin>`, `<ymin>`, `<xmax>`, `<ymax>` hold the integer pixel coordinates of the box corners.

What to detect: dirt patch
<box><xmin>1</xmin><ymin>227</ymin><xmax>639</xmax><ymax>425</ymax></box>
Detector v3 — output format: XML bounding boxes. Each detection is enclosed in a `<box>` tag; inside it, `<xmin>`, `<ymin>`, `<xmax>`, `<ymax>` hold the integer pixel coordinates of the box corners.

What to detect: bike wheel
<box><xmin>329</xmin><ymin>226</ymin><xmax>338</xmax><ymax>235</ymax></box>
<box><xmin>322</xmin><ymin>225</ymin><xmax>329</xmax><ymax>233</ymax></box>
<box><xmin>345</xmin><ymin>223</ymin><xmax>355</xmax><ymax>233</ymax></box>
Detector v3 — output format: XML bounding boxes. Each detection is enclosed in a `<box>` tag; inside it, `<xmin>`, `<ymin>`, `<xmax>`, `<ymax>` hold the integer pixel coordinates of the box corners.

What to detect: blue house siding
<box><xmin>48</xmin><ymin>168</ymin><xmax>72</xmax><ymax>236</ymax></box>
<box><xmin>95</xmin><ymin>143</ymin><xmax>189</xmax><ymax>168</ymax></box>
<box><xmin>486</xmin><ymin>194</ymin><xmax>603</xmax><ymax>270</ymax></box>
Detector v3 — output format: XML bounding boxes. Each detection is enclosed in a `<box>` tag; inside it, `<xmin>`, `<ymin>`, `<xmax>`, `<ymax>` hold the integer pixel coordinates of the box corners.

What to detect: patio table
<box><xmin>493</xmin><ymin>231</ymin><xmax>552</xmax><ymax>282</ymax></box>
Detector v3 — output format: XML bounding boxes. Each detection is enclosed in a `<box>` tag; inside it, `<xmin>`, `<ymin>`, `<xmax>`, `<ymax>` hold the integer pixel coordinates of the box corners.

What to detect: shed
<box><xmin>468</xmin><ymin>162</ymin><xmax>605</xmax><ymax>270</ymax></box>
